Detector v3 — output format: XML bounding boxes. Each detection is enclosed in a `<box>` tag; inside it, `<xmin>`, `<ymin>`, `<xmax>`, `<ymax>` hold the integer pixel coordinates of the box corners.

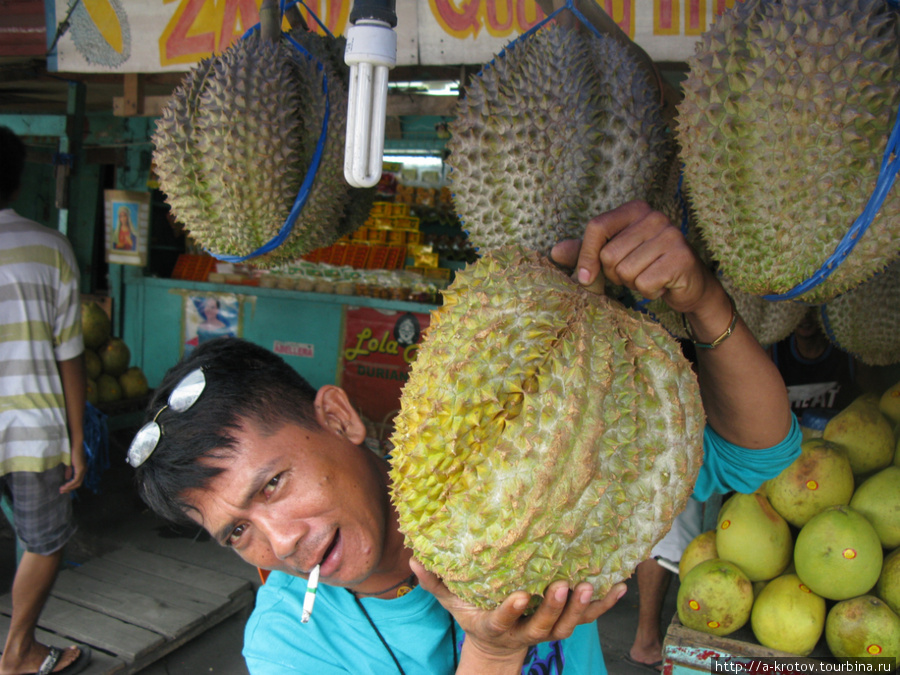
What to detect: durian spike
<box><xmin>259</xmin><ymin>0</ymin><xmax>280</xmax><ymax>43</ymax></box>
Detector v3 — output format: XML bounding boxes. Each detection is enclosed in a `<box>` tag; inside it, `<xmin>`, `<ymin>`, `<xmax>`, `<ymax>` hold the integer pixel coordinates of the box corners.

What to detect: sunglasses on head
<box><xmin>126</xmin><ymin>368</ymin><xmax>206</xmax><ymax>468</ymax></box>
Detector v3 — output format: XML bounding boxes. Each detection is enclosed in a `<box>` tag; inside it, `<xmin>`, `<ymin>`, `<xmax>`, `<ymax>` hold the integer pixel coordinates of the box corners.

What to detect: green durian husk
<box><xmin>819</xmin><ymin>258</ymin><xmax>900</xmax><ymax>366</ymax></box>
<box><xmin>152</xmin><ymin>29</ymin><xmax>355</xmax><ymax>267</ymax></box>
<box><xmin>389</xmin><ymin>247</ymin><xmax>705</xmax><ymax>610</ymax></box>
<box><xmin>447</xmin><ymin>24</ymin><xmax>669</xmax><ymax>254</ymax></box>
<box><xmin>677</xmin><ymin>0</ymin><xmax>900</xmax><ymax>303</ymax></box>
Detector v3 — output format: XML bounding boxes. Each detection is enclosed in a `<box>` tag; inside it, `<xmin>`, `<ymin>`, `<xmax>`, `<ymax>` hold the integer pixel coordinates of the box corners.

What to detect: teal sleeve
<box><xmin>692</xmin><ymin>414</ymin><xmax>802</xmax><ymax>501</ymax></box>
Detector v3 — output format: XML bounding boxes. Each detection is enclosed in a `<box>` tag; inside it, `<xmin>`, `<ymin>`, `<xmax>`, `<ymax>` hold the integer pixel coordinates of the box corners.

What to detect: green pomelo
<box><xmin>751</xmin><ymin>573</ymin><xmax>826</xmax><ymax>656</ymax></box>
<box><xmin>877</xmin><ymin>548</ymin><xmax>900</xmax><ymax>615</ymax></box>
<box><xmin>896</xmin><ymin>433</ymin><xmax>900</xmax><ymax>467</ymax></box>
<box><xmin>823</xmin><ymin>394</ymin><xmax>895</xmax><ymax>478</ymax></box>
<box><xmin>81</xmin><ymin>301</ymin><xmax>111</xmax><ymax>350</ymax></box>
<box><xmin>119</xmin><ymin>366</ymin><xmax>149</xmax><ymax>400</ymax></box>
<box><xmin>86</xmin><ymin>378</ymin><xmax>99</xmax><ymax>406</ymax></box>
<box><xmin>679</xmin><ymin>530</ymin><xmax>718</xmax><ymax>583</ymax></box>
<box><xmin>765</xmin><ymin>439</ymin><xmax>855</xmax><ymax>528</ymax></box>
<box><xmin>880</xmin><ymin>380</ymin><xmax>900</xmax><ymax>426</ymax></box>
<box><xmin>99</xmin><ymin>338</ymin><xmax>131</xmax><ymax>377</ymax></box>
<box><xmin>716</xmin><ymin>492</ymin><xmax>793</xmax><ymax>581</ymax></box>
<box><xmin>677</xmin><ymin>558</ymin><xmax>754</xmax><ymax>637</ymax></box>
<box><xmin>794</xmin><ymin>505</ymin><xmax>883</xmax><ymax>601</ymax></box>
<box><xmin>826</xmin><ymin>596</ymin><xmax>900</xmax><ymax>668</ymax></box>
<box><xmin>850</xmin><ymin>466</ymin><xmax>900</xmax><ymax>549</ymax></box>
<box><xmin>96</xmin><ymin>373</ymin><xmax>123</xmax><ymax>403</ymax></box>
<box><xmin>84</xmin><ymin>349</ymin><xmax>102</xmax><ymax>381</ymax></box>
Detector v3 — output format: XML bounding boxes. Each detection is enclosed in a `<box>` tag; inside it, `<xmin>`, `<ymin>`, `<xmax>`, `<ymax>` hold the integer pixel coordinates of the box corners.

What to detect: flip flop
<box><xmin>33</xmin><ymin>645</ymin><xmax>92</xmax><ymax>675</ymax></box>
<box><xmin>623</xmin><ymin>653</ymin><xmax>663</xmax><ymax>673</ymax></box>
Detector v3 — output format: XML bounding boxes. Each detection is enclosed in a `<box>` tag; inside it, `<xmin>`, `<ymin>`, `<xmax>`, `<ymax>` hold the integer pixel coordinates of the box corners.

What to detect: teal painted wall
<box><xmin>122</xmin><ymin>276</ymin><xmax>436</xmax><ymax>389</ymax></box>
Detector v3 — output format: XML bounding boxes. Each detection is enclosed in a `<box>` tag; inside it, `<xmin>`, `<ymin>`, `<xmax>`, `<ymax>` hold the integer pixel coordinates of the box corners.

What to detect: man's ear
<box><xmin>314</xmin><ymin>385</ymin><xmax>367</xmax><ymax>445</ymax></box>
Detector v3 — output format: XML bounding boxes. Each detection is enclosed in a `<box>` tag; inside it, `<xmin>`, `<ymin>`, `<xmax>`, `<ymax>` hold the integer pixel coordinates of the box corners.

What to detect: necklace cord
<box><xmin>350</xmin><ymin>592</ymin><xmax>459</xmax><ymax>673</ymax></box>
<box><xmin>352</xmin><ymin>573</ymin><xmax>416</xmax><ymax>597</ymax></box>
<box><xmin>353</xmin><ymin>595</ymin><xmax>406</xmax><ymax>675</ymax></box>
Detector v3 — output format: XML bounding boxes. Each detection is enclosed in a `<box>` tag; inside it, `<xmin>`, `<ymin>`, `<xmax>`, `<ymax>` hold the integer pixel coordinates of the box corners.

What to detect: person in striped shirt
<box><xmin>0</xmin><ymin>127</ymin><xmax>91</xmax><ymax>675</ymax></box>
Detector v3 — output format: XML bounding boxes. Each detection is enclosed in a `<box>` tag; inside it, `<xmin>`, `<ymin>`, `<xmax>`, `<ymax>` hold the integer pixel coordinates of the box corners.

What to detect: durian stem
<box><xmin>259</xmin><ymin>0</ymin><xmax>281</xmax><ymax>43</ymax></box>
<box><xmin>284</xmin><ymin>3</ymin><xmax>310</xmax><ymax>32</ymax></box>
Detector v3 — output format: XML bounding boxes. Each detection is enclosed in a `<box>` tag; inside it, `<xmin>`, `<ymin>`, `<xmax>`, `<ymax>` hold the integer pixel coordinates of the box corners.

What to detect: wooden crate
<box><xmin>664</xmin><ymin>615</ymin><xmax>829</xmax><ymax>674</ymax></box>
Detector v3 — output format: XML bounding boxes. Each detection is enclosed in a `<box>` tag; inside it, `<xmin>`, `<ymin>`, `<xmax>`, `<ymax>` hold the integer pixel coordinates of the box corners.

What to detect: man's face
<box><xmin>183</xmin><ymin>418</ymin><xmax>389</xmax><ymax>586</ymax></box>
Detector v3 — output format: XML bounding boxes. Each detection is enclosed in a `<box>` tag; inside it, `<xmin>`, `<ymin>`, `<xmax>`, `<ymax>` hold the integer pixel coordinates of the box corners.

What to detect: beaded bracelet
<box><xmin>682</xmin><ymin>295</ymin><xmax>738</xmax><ymax>349</ymax></box>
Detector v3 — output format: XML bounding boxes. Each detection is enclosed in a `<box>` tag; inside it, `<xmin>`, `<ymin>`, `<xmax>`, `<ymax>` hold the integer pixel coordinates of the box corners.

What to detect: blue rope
<box><xmin>205</xmin><ymin>15</ymin><xmax>332</xmax><ymax>263</ymax></box>
<box><xmin>676</xmin><ymin>168</ymin><xmax>689</xmax><ymax>236</ymax></box>
<box><xmin>763</xmin><ymin>104</ymin><xmax>900</xmax><ymax>301</ymax></box>
<box><xmin>817</xmin><ymin>304</ymin><xmax>861</xmax><ymax>363</ymax></box>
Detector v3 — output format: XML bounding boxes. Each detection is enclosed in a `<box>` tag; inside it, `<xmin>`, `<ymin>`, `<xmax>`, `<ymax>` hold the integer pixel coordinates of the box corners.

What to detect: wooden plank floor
<box><xmin>0</xmin><ymin>545</ymin><xmax>255</xmax><ymax>675</ymax></box>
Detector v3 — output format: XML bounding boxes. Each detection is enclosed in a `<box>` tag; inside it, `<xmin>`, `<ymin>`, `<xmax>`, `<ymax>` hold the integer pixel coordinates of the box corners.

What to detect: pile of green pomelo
<box><xmin>677</xmin><ymin>387</ymin><xmax>900</xmax><ymax>667</ymax></box>
<box><xmin>81</xmin><ymin>301</ymin><xmax>149</xmax><ymax>406</ymax></box>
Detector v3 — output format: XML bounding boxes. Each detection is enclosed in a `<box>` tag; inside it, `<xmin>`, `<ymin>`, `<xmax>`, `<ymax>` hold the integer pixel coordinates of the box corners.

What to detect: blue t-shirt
<box><xmin>243</xmin><ymin>417</ymin><xmax>801</xmax><ymax>674</ymax></box>
<box><xmin>692</xmin><ymin>415</ymin><xmax>801</xmax><ymax>502</ymax></box>
<box><xmin>244</xmin><ymin>578</ymin><xmax>603</xmax><ymax>674</ymax></box>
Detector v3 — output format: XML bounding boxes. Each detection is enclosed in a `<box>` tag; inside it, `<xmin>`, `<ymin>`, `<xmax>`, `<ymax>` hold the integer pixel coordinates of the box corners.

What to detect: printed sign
<box><xmin>51</xmin><ymin>0</ymin><xmax>742</xmax><ymax>73</ymax></box>
<box><xmin>339</xmin><ymin>306</ymin><xmax>431</xmax><ymax>451</ymax></box>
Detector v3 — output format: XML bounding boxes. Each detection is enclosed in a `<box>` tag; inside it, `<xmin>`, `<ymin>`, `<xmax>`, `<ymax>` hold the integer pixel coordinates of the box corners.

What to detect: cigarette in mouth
<box><xmin>301</xmin><ymin>564</ymin><xmax>320</xmax><ymax>624</ymax></box>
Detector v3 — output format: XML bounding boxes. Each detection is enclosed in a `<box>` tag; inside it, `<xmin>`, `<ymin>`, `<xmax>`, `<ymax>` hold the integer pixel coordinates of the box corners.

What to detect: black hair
<box><xmin>134</xmin><ymin>337</ymin><xmax>321</xmax><ymax>526</ymax></box>
<box><xmin>0</xmin><ymin>127</ymin><xmax>26</xmax><ymax>208</ymax></box>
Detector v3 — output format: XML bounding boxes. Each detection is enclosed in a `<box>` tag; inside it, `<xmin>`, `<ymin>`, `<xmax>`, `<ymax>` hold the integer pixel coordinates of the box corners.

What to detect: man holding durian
<box><xmin>128</xmin><ymin>198</ymin><xmax>800</xmax><ymax>674</ymax></box>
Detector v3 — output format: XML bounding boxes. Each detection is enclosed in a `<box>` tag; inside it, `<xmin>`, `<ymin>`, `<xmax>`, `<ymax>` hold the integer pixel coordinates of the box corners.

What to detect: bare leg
<box><xmin>628</xmin><ymin>557</ymin><xmax>671</xmax><ymax>668</ymax></box>
<box><xmin>0</xmin><ymin>549</ymin><xmax>79</xmax><ymax>675</ymax></box>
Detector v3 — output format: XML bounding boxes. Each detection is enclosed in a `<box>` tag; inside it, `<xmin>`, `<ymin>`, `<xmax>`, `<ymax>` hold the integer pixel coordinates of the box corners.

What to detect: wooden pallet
<box><xmin>0</xmin><ymin>545</ymin><xmax>254</xmax><ymax>674</ymax></box>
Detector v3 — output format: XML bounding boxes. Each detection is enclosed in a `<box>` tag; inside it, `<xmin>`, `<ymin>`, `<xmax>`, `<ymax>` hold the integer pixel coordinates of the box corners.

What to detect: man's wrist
<box><xmin>458</xmin><ymin>639</ymin><xmax>527</xmax><ymax>674</ymax></box>
<box><xmin>682</xmin><ymin>287</ymin><xmax>736</xmax><ymax>346</ymax></box>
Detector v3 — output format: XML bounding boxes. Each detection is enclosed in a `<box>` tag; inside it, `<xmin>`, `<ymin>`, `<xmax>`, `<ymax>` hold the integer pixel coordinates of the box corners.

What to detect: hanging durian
<box><xmin>447</xmin><ymin>24</ymin><xmax>670</xmax><ymax>253</ymax></box>
<box><xmin>152</xmin><ymin>11</ymin><xmax>360</xmax><ymax>266</ymax></box>
<box><xmin>389</xmin><ymin>247</ymin><xmax>705</xmax><ymax>609</ymax></box>
<box><xmin>677</xmin><ymin>0</ymin><xmax>900</xmax><ymax>303</ymax></box>
<box><xmin>819</xmin><ymin>259</ymin><xmax>900</xmax><ymax>366</ymax></box>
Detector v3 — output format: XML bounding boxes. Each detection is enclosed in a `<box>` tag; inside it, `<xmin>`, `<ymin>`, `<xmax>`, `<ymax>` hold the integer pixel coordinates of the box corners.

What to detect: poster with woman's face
<box><xmin>104</xmin><ymin>189</ymin><xmax>150</xmax><ymax>265</ymax></box>
<box><xmin>183</xmin><ymin>293</ymin><xmax>241</xmax><ymax>356</ymax></box>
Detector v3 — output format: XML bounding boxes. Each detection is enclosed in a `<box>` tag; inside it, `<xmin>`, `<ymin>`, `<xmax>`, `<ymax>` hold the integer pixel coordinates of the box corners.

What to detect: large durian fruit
<box><xmin>152</xmin><ymin>21</ymin><xmax>362</xmax><ymax>266</ymax></box>
<box><xmin>389</xmin><ymin>247</ymin><xmax>705</xmax><ymax>609</ymax></box>
<box><xmin>676</xmin><ymin>0</ymin><xmax>900</xmax><ymax>303</ymax></box>
<box><xmin>447</xmin><ymin>24</ymin><xmax>670</xmax><ymax>253</ymax></box>
<box><xmin>818</xmin><ymin>259</ymin><xmax>900</xmax><ymax>366</ymax></box>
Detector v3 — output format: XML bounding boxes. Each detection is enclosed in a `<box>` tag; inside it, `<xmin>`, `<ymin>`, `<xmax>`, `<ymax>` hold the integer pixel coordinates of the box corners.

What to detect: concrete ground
<box><xmin>0</xmin><ymin>452</ymin><xmax>679</xmax><ymax>675</ymax></box>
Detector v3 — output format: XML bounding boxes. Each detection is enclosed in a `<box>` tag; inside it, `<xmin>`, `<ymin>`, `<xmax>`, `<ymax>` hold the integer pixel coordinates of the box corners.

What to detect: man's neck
<box><xmin>346</xmin><ymin>456</ymin><xmax>415</xmax><ymax>600</ymax></box>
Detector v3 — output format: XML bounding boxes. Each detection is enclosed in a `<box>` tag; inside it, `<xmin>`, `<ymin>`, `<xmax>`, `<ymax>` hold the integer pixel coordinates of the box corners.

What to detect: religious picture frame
<box><xmin>181</xmin><ymin>292</ymin><xmax>242</xmax><ymax>357</ymax></box>
<box><xmin>104</xmin><ymin>189</ymin><xmax>150</xmax><ymax>266</ymax></box>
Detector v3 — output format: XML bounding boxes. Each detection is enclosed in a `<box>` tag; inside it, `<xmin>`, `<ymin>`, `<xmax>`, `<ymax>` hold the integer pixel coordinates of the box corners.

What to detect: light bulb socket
<box><xmin>349</xmin><ymin>0</ymin><xmax>397</xmax><ymax>27</ymax></box>
<box><xmin>344</xmin><ymin>21</ymin><xmax>397</xmax><ymax>68</ymax></box>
